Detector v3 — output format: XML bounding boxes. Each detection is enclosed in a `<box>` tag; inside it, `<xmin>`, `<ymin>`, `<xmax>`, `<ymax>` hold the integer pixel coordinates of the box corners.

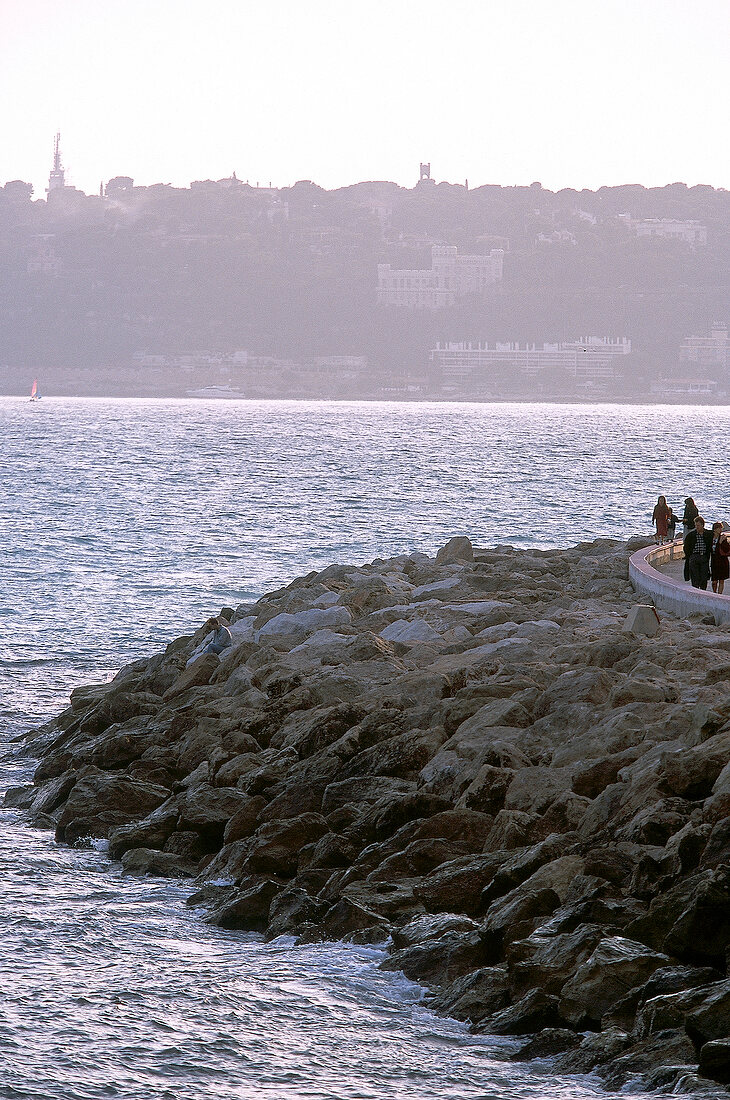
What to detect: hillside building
<box><xmin>618</xmin><ymin>215</ymin><xmax>707</xmax><ymax>246</ymax></box>
<box><xmin>679</xmin><ymin>322</ymin><xmax>728</xmax><ymax>374</ymax></box>
<box><xmin>378</xmin><ymin>245</ymin><xmax>504</xmax><ymax>308</ymax></box>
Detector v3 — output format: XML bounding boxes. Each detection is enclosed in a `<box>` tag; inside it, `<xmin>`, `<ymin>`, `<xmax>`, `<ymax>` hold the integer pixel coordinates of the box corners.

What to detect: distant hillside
<box><xmin>1</xmin><ymin>176</ymin><xmax>728</xmax><ymax>391</ymax></box>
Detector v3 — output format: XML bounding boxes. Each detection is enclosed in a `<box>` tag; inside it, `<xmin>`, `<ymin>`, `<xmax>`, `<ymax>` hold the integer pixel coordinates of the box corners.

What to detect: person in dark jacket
<box><xmin>683</xmin><ymin>516</ymin><xmax>713</xmax><ymax>589</ymax></box>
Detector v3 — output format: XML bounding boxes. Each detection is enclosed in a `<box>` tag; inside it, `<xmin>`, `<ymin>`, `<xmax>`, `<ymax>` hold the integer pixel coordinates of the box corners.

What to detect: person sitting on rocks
<box><xmin>186</xmin><ymin>617</ymin><xmax>233</xmax><ymax>666</ymax></box>
<box><xmin>202</xmin><ymin>617</ymin><xmax>233</xmax><ymax>656</ymax></box>
<box><xmin>683</xmin><ymin>515</ymin><xmax>713</xmax><ymax>590</ymax></box>
<box><xmin>711</xmin><ymin>522</ymin><xmax>730</xmax><ymax>595</ymax></box>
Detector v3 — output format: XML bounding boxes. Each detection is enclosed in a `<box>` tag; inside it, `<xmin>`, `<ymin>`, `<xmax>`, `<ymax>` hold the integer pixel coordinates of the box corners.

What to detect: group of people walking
<box><xmin>652</xmin><ymin>495</ymin><xmax>730</xmax><ymax>592</ymax></box>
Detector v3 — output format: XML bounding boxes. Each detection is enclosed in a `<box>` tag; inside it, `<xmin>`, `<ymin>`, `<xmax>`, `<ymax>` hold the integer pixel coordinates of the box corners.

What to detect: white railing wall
<box><xmin>629</xmin><ymin>539</ymin><xmax>730</xmax><ymax>625</ymax></box>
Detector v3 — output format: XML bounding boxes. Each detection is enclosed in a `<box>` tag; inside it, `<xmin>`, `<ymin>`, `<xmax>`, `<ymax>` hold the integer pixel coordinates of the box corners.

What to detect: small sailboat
<box><xmin>29</xmin><ymin>379</ymin><xmax>41</xmax><ymax>402</ymax></box>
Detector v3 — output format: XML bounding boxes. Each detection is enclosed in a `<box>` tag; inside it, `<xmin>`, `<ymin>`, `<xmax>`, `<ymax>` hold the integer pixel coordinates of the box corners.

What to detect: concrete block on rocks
<box><xmin>623</xmin><ymin>604</ymin><xmax>660</xmax><ymax>637</ymax></box>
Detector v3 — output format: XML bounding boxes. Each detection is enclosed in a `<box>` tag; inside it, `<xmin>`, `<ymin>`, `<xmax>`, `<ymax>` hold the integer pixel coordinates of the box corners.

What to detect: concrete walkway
<box><xmin>656</xmin><ymin>558</ymin><xmax>685</xmax><ymax>583</ymax></box>
<box><xmin>629</xmin><ymin>540</ymin><xmax>730</xmax><ymax>625</ymax></box>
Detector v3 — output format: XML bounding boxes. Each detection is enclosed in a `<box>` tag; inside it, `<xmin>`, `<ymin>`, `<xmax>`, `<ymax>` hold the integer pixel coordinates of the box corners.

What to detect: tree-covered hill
<box><xmin>1</xmin><ymin>175</ymin><xmax>728</xmax><ymax>389</ymax></box>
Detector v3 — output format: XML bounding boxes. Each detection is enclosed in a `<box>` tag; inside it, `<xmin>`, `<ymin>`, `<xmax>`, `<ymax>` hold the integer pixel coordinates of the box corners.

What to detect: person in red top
<box><xmin>652</xmin><ymin>495</ymin><xmax>671</xmax><ymax>544</ymax></box>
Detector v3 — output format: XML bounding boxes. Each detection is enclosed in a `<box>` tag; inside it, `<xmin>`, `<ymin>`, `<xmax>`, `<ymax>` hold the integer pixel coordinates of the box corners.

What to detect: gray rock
<box><xmin>382</xmin><ymin>928</ymin><xmax>486</xmax><ymax>987</ymax></box>
<box><xmin>162</xmin><ymin>653</ymin><xmax>219</xmax><ymax>701</ymax></box>
<box><xmin>205</xmin><ymin>878</ymin><xmax>282</xmax><ymax>931</ymax></box>
<box><xmin>559</xmin><ymin>936</ymin><xmax>670</xmax><ymax>1027</ymax></box>
<box><xmin>121</xmin><ymin>847</ymin><xmax>198</xmax><ymax>878</ymax></box>
<box><xmin>479</xmin><ymin>989</ymin><xmax>564</xmax><ymax>1036</ymax></box>
<box><xmin>510</xmin><ymin>1028</ymin><xmax>581</xmax><ymax>1062</ymax></box>
<box><xmin>698</xmin><ymin>1039</ymin><xmax>730</xmax><ymax>1085</ymax></box>
<box><xmin>436</xmin><ymin>537</ymin><xmax>473</xmax><ymax>565</ymax></box>
<box><xmin>427</xmin><ymin>966</ymin><xmax>510</xmax><ymax>1024</ymax></box>
<box><xmin>178</xmin><ymin>785</ymin><xmax>254</xmax><ymax>845</ymax></box>
<box><xmin>56</xmin><ymin>772</ymin><xmax>170</xmax><ymax>845</ymax></box>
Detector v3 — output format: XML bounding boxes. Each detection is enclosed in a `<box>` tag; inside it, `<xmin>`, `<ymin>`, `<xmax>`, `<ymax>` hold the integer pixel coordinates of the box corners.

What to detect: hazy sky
<box><xmin>2</xmin><ymin>0</ymin><xmax>729</xmax><ymax>197</ymax></box>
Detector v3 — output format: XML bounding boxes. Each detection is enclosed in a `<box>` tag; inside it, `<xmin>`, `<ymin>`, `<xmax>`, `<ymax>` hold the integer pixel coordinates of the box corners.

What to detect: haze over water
<box><xmin>1</xmin><ymin>395</ymin><xmax>714</xmax><ymax>1099</ymax></box>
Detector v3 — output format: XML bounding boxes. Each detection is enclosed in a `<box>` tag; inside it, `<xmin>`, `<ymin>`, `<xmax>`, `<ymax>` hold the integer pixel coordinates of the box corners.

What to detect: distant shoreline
<box><xmin>1</xmin><ymin>388</ymin><xmax>728</xmax><ymax>408</ymax></box>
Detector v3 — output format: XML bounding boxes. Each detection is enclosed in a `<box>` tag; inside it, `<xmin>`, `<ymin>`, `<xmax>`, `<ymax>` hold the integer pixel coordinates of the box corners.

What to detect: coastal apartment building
<box><xmin>430</xmin><ymin>337</ymin><xmax>632</xmax><ymax>388</ymax></box>
<box><xmin>377</xmin><ymin>245</ymin><xmax>504</xmax><ymax>308</ymax></box>
<box><xmin>679</xmin><ymin>322</ymin><xmax>728</xmax><ymax>374</ymax></box>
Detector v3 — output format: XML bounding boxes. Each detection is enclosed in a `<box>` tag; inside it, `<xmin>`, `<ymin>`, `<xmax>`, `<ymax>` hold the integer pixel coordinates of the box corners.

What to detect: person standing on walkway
<box><xmin>652</xmin><ymin>495</ymin><xmax>671</xmax><ymax>544</ymax></box>
<box><xmin>683</xmin><ymin>515</ymin><xmax>713</xmax><ymax>590</ymax></box>
<box><xmin>711</xmin><ymin>522</ymin><xmax>730</xmax><ymax>595</ymax></box>
<box><xmin>666</xmin><ymin>508</ymin><xmax>677</xmax><ymax>541</ymax></box>
<box><xmin>682</xmin><ymin>497</ymin><xmax>699</xmax><ymax>537</ymax></box>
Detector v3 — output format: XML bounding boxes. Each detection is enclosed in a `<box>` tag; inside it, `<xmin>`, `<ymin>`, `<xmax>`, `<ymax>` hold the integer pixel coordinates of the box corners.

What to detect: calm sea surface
<box><xmin>2</xmin><ymin>395</ymin><xmax>719</xmax><ymax>1099</ymax></box>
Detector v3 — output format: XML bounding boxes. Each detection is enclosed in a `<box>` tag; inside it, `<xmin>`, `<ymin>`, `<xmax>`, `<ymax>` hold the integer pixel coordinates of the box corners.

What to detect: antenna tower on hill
<box><xmin>46</xmin><ymin>132</ymin><xmax>66</xmax><ymax>196</ymax></box>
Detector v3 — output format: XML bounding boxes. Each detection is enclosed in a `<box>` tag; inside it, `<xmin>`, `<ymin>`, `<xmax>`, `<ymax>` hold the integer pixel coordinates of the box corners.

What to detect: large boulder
<box><xmin>205</xmin><ymin>878</ymin><xmax>283</xmax><ymax>931</ymax></box>
<box><xmin>382</xmin><ymin>922</ymin><xmax>486</xmax><ymax>986</ymax></box>
<box><xmin>121</xmin><ymin>847</ymin><xmax>199</xmax><ymax>878</ymax></box>
<box><xmin>602</xmin><ymin>964</ymin><xmax>722</xmax><ymax>1032</ymax></box>
<box><xmin>559</xmin><ymin>936</ymin><xmax>670</xmax><ymax>1027</ymax></box>
<box><xmin>510</xmin><ymin>1028</ymin><xmax>581</xmax><ymax>1062</ymax></box>
<box><xmin>380</xmin><ymin>619</ymin><xmax>442</xmax><ymax>646</ymax></box>
<box><xmin>309</xmin><ymin>897</ymin><xmax>389</xmax><ymax>943</ymax></box>
<box><xmin>479</xmin><ymin>989</ymin><xmax>564</xmax><ymax>1036</ymax></box>
<box><xmin>321</xmin><ymin>776</ymin><xmax>414</xmax><ymax>815</ymax></box>
<box><xmin>698</xmin><ymin>1039</ymin><xmax>730</xmax><ymax>1085</ymax></box>
<box><xmin>162</xmin><ymin>653</ymin><xmax>219</xmax><ymax>701</ymax></box>
<box><xmin>256</xmin><ymin>606</ymin><xmax>352</xmax><ymax>642</ymax></box>
<box><xmin>481</xmin><ymin>835</ymin><xmax>577</xmax><ymax>903</ymax></box>
<box><xmin>347</xmin><ymin>791</ymin><xmax>453</xmax><ymax>847</ymax></box>
<box><xmin>222</xmin><ymin>795</ymin><xmax>267</xmax><ymax>844</ymax></box>
<box><xmin>427</xmin><ymin>967</ymin><xmax>510</xmax><ymax>1025</ymax></box>
<box><xmin>108</xmin><ymin>798</ymin><xmax>180</xmax><ymax>858</ymax></box>
<box><xmin>178</xmin><ymin>785</ymin><xmax>255</xmax><ymax>846</ymax></box>
<box><xmin>685</xmin><ymin>981</ymin><xmax>730</xmax><ymax>1046</ymax></box>
<box><xmin>340</xmin><ymin>727</ymin><xmax>449</xmax><ymax>782</ymax></box>
<box><xmin>663</xmin><ymin>866</ymin><xmax>730</xmax><ymax>967</ymax></box>
<box><xmin>622</xmin><ymin>605</ymin><xmax>660</xmax><ymax>637</ymax></box>
<box><xmin>481</xmin><ymin>887</ymin><xmax>561</xmax><ymax>960</ymax></box>
<box><xmin>436</xmin><ymin>537</ymin><xmax>473</xmax><ymax>565</ymax></box>
<box><xmin>266</xmin><ymin>887</ymin><xmax>330</xmax><ymax>939</ymax></box>
<box><xmin>415</xmin><ymin>853</ymin><xmax>508</xmax><ymax>916</ymax></box>
<box><xmin>507</xmin><ymin>924</ymin><xmax>605</xmax><ymax>999</ymax></box>
<box><xmin>244</xmin><ymin>813</ymin><xmax>331</xmax><ymax>877</ymax></box>
<box><xmin>56</xmin><ymin>772</ymin><xmax>170</xmax><ymax>845</ymax></box>
<box><xmin>660</xmin><ymin>732</ymin><xmax>730</xmax><ymax>801</ymax></box>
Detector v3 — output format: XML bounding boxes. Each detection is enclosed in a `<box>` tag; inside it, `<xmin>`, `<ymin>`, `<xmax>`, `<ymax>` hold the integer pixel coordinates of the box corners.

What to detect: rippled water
<box><xmin>1</xmin><ymin>395</ymin><xmax>712</xmax><ymax>1098</ymax></box>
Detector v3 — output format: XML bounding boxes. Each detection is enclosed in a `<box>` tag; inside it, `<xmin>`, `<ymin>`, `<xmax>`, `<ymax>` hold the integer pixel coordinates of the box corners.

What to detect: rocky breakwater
<box><xmin>9</xmin><ymin>535</ymin><xmax>730</xmax><ymax>1094</ymax></box>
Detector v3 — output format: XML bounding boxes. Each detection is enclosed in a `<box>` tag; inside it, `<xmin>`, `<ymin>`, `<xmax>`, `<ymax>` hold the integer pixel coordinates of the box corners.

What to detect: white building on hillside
<box><xmin>378</xmin><ymin>245</ymin><xmax>504</xmax><ymax>308</ymax></box>
<box><xmin>430</xmin><ymin>337</ymin><xmax>631</xmax><ymax>388</ymax></box>
<box><xmin>618</xmin><ymin>215</ymin><xmax>707</xmax><ymax>246</ymax></box>
<box><xmin>679</xmin><ymin>323</ymin><xmax>728</xmax><ymax>374</ymax></box>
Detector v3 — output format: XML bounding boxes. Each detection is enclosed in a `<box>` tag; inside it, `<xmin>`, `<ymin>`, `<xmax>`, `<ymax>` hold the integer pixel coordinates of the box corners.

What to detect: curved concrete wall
<box><xmin>629</xmin><ymin>540</ymin><xmax>730</xmax><ymax>624</ymax></box>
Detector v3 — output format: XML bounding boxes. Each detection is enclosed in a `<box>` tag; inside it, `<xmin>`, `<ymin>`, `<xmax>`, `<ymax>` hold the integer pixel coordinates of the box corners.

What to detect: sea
<box><xmin>2</xmin><ymin>394</ymin><xmax>725</xmax><ymax>1100</ymax></box>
